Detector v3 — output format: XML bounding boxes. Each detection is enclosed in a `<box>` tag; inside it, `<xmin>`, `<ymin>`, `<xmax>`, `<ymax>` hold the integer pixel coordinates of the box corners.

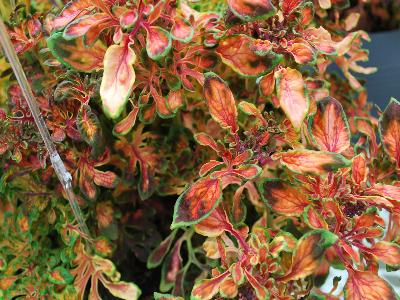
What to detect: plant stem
<box><xmin>0</xmin><ymin>18</ymin><xmax>92</xmax><ymax>248</ymax></box>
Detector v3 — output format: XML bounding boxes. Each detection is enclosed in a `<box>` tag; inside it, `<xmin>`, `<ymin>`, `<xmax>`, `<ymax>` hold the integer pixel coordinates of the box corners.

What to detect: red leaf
<box><xmin>194</xmin><ymin>133</ymin><xmax>220</xmax><ymax>152</ymax></box>
<box><xmin>171</xmin><ymin>16</ymin><xmax>194</xmax><ymax>43</ymax></box>
<box><xmin>309</xmin><ymin>97</ymin><xmax>350</xmax><ymax>153</ymax></box>
<box><xmin>299</xmin><ymin>3</ymin><xmax>314</xmax><ymax>26</ymax></box>
<box><xmin>379</xmin><ymin>98</ymin><xmax>400</xmax><ymax>169</ymax></box>
<box><xmin>230</xmin><ymin>165</ymin><xmax>261</xmax><ymax>180</ymax></box>
<box><xmin>204</xmin><ymin>73</ymin><xmax>238</xmax><ymax>134</ymax></box>
<box><xmin>345</xmin><ymin>270</ymin><xmax>397</xmax><ymax>300</ymax></box>
<box><xmin>244</xmin><ymin>269</ymin><xmax>269</xmax><ymax>299</ymax></box>
<box><xmin>216</xmin><ymin>35</ymin><xmax>282</xmax><ymax>77</ymax></box>
<box><xmin>303</xmin><ymin>206</ymin><xmax>328</xmax><ymax>229</ymax></box>
<box><xmin>138</xmin><ymin>160</ymin><xmax>155</xmax><ymax>200</ymax></box>
<box><xmin>274</xmin><ymin>149</ymin><xmax>351</xmax><ymax>174</ymax></box>
<box><xmin>275</xmin><ymin>67</ymin><xmax>309</xmax><ymax>130</ymax></box>
<box><xmin>160</xmin><ymin>241</ymin><xmax>183</xmax><ymax>291</ymax></box>
<box><xmin>48</xmin><ymin>0</ymin><xmax>93</xmax><ymax>31</ymax></box>
<box><xmin>147</xmin><ymin>230</ymin><xmax>177</xmax><ymax>268</ymax></box>
<box><xmin>279</xmin><ymin>230</ymin><xmax>338</xmax><ymax>282</ymax></box>
<box><xmin>171</xmin><ymin>178</ymin><xmax>222</xmax><ymax>228</ymax></box>
<box><xmin>120</xmin><ymin>10</ymin><xmax>138</xmax><ymax>29</ymax></box>
<box><xmin>281</xmin><ymin>0</ymin><xmax>303</xmax><ymax>15</ymax></box>
<box><xmin>112</xmin><ymin>106</ymin><xmax>139</xmax><ymax>136</ymax></box>
<box><xmin>93</xmin><ymin>170</ymin><xmax>118</xmax><ymax>188</ymax></box>
<box><xmin>228</xmin><ymin>0</ymin><xmax>276</xmax><ymax>21</ymax></box>
<box><xmin>145</xmin><ymin>26</ymin><xmax>172</xmax><ymax>60</ymax></box>
<box><xmin>232</xmin><ymin>150</ymin><xmax>253</xmax><ymax>166</ymax></box>
<box><xmin>259</xmin><ymin>179</ymin><xmax>310</xmax><ymax>216</ymax></box>
<box><xmin>100</xmin><ymin>40</ymin><xmax>136</xmax><ymax>119</ymax></box>
<box><xmin>199</xmin><ymin>160</ymin><xmax>224</xmax><ymax>177</ymax></box>
<box><xmin>63</xmin><ymin>13</ymin><xmax>112</xmax><ymax>40</ymax></box>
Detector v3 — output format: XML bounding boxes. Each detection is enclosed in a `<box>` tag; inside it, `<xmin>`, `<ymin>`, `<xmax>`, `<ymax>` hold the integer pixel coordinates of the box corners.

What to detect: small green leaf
<box><xmin>48</xmin><ymin>266</ymin><xmax>74</xmax><ymax>285</ymax></box>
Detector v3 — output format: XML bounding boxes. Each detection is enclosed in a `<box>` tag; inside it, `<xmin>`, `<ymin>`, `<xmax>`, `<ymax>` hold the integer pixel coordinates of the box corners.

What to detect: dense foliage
<box><xmin>0</xmin><ymin>0</ymin><xmax>399</xmax><ymax>299</ymax></box>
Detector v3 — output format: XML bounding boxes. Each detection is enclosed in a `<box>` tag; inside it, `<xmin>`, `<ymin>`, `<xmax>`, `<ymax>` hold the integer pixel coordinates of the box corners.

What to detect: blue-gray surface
<box><xmin>363</xmin><ymin>30</ymin><xmax>400</xmax><ymax>109</ymax></box>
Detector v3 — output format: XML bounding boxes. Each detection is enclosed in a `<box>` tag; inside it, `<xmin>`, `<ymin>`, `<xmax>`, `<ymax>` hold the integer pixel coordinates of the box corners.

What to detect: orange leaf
<box><xmin>368</xmin><ymin>241</ymin><xmax>400</xmax><ymax>266</ymax></box>
<box><xmin>230</xmin><ymin>165</ymin><xmax>261</xmax><ymax>180</ymax></box>
<box><xmin>100</xmin><ymin>40</ymin><xmax>136</xmax><ymax>119</ymax></box>
<box><xmin>355</xmin><ymin>117</ymin><xmax>378</xmax><ymax>157</ymax></box>
<box><xmin>194</xmin><ymin>133</ymin><xmax>219</xmax><ymax>152</ymax></box>
<box><xmin>228</xmin><ymin>0</ymin><xmax>276</xmax><ymax>21</ymax></box>
<box><xmin>167</xmin><ymin>90</ymin><xmax>184</xmax><ymax>113</ymax></box>
<box><xmin>259</xmin><ymin>179</ymin><xmax>310</xmax><ymax>216</ymax></box>
<box><xmin>279</xmin><ymin>229</ymin><xmax>338</xmax><ymax>282</ymax></box>
<box><xmin>351</xmin><ymin>154</ymin><xmax>368</xmax><ymax>185</ymax></box>
<box><xmin>171</xmin><ymin>178</ymin><xmax>222</xmax><ymax>228</ymax></box>
<box><xmin>340</xmin><ymin>240</ymin><xmax>360</xmax><ymax>265</ymax></box>
<box><xmin>47</xmin><ymin>32</ymin><xmax>106</xmax><ymax>73</ymax></box>
<box><xmin>303</xmin><ymin>206</ymin><xmax>328</xmax><ymax>229</ymax></box>
<box><xmin>345</xmin><ymin>270</ymin><xmax>397</xmax><ymax>300</ymax></box>
<box><xmin>309</xmin><ymin>97</ymin><xmax>350</xmax><ymax>153</ymax></box>
<box><xmin>112</xmin><ymin>106</ymin><xmax>139</xmax><ymax>136</ymax></box>
<box><xmin>275</xmin><ymin>67</ymin><xmax>309</xmax><ymax>130</ymax></box>
<box><xmin>287</xmin><ymin>38</ymin><xmax>316</xmax><ymax>64</ymax></box>
<box><xmin>191</xmin><ymin>270</ymin><xmax>230</xmax><ymax>300</ymax></box>
<box><xmin>238</xmin><ymin>101</ymin><xmax>267</xmax><ymax>125</ymax></box>
<box><xmin>379</xmin><ymin>98</ymin><xmax>400</xmax><ymax>169</ymax></box>
<box><xmin>204</xmin><ymin>73</ymin><xmax>238</xmax><ymax>134</ymax></box>
<box><xmin>303</xmin><ymin>27</ymin><xmax>336</xmax><ymax>55</ymax></box>
<box><xmin>258</xmin><ymin>70</ymin><xmax>275</xmax><ymax>97</ymax></box>
<box><xmin>274</xmin><ymin>149</ymin><xmax>351</xmax><ymax>174</ymax></box>
<box><xmin>195</xmin><ymin>207</ymin><xmax>232</xmax><ymax>237</ymax></box>
<box><xmin>216</xmin><ymin>35</ymin><xmax>282</xmax><ymax>77</ymax></box>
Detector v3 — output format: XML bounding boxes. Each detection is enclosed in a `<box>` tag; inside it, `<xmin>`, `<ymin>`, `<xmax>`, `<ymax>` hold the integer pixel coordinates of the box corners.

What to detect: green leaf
<box><xmin>48</xmin><ymin>267</ymin><xmax>74</xmax><ymax>285</ymax></box>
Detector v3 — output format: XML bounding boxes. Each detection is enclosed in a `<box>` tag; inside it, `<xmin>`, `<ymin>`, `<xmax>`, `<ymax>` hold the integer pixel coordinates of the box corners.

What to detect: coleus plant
<box><xmin>0</xmin><ymin>0</ymin><xmax>399</xmax><ymax>299</ymax></box>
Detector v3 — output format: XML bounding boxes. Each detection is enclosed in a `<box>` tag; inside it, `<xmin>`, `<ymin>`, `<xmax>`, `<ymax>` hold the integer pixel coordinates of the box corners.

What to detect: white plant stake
<box><xmin>0</xmin><ymin>18</ymin><xmax>91</xmax><ymax>242</ymax></box>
